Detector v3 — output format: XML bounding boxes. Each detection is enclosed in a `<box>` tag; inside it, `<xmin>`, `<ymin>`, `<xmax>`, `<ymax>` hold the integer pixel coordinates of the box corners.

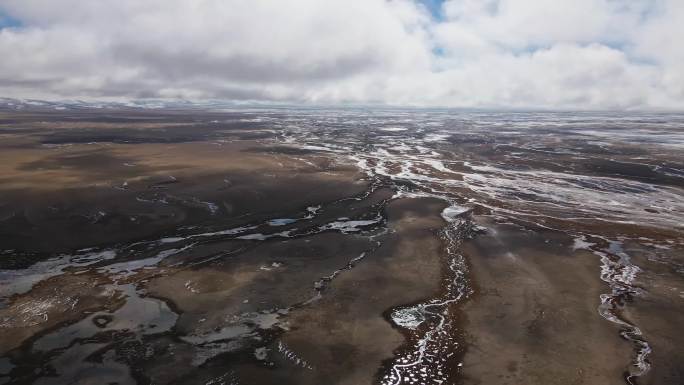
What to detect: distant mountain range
<box><xmin>0</xmin><ymin>97</ymin><xmax>275</xmax><ymax>112</ymax></box>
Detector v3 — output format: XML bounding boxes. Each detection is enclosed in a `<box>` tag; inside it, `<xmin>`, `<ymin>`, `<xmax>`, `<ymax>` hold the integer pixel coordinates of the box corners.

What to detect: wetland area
<box><xmin>0</xmin><ymin>105</ymin><xmax>682</xmax><ymax>385</ymax></box>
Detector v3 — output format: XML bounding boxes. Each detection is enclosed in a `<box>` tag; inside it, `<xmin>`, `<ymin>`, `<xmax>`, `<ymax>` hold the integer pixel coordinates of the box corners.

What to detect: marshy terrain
<box><xmin>0</xmin><ymin>107</ymin><xmax>682</xmax><ymax>385</ymax></box>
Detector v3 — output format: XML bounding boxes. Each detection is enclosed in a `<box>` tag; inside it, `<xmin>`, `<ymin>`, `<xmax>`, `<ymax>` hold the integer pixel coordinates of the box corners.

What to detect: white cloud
<box><xmin>0</xmin><ymin>0</ymin><xmax>682</xmax><ymax>109</ymax></box>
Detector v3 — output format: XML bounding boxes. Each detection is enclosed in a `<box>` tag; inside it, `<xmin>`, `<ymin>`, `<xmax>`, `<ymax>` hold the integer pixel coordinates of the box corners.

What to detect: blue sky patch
<box><xmin>0</xmin><ymin>8</ymin><xmax>23</xmax><ymax>30</ymax></box>
<box><xmin>418</xmin><ymin>0</ymin><xmax>445</xmax><ymax>20</ymax></box>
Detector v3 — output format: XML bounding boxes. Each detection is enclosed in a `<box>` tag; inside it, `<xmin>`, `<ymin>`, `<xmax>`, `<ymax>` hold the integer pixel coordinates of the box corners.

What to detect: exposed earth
<box><xmin>0</xmin><ymin>106</ymin><xmax>682</xmax><ymax>385</ymax></box>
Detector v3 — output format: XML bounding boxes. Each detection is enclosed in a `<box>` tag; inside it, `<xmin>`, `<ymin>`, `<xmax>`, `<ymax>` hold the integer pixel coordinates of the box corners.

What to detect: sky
<box><xmin>0</xmin><ymin>0</ymin><xmax>683</xmax><ymax>110</ymax></box>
